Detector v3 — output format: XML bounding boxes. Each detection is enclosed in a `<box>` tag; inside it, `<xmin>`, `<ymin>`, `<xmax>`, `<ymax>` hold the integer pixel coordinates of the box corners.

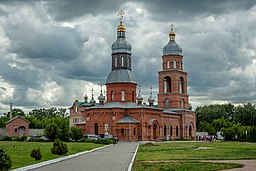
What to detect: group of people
<box><xmin>196</xmin><ymin>135</ymin><xmax>216</xmax><ymax>141</ymax></box>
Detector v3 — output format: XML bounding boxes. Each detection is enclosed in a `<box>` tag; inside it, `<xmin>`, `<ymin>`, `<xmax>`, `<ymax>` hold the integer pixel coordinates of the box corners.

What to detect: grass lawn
<box><xmin>133</xmin><ymin>141</ymin><xmax>256</xmax><ymax>171</ymax></box>
<box><xmin>0</xmin><ymin>141</ymin><xmax>104</xmax><ymax>169</ymax></box>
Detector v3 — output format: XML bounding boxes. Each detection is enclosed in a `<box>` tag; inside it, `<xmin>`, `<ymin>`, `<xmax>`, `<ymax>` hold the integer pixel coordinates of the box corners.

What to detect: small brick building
<box><xmin>6</xmin><ymin>116</ymin><xmax>29</xmax><ymax>137</ymax></box>
<box><xmin>70</xmin><ymin>20</ymin><xmax>196</xmax><ymax>141</ymax></box>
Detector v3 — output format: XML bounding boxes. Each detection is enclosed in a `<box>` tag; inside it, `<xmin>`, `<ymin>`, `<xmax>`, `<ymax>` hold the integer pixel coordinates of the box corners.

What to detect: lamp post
<box><xmin>0</xmin><ymin>87</ymin><xmax>12</xmax><ymax>119</ymax></box>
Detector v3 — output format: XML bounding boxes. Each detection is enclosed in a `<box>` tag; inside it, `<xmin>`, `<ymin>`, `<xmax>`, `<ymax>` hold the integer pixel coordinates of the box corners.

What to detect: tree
<box><xmin>198</xmin><ymin>121</ymin><xmax>215</xmax><ymax>135</ymax></box>
<box><xmin>234</xmin><ymin>103</ymin><xmax>256</xmax><ymax>126</ymax></box>
<box><xmin>58</xmin><ymin>119</ymin><xmax>70</xmax><ymax>142</ymax></box>
<box><xmin>70</xmin><ymin>127</ymin><xmax>83</xmax><ymax>142</ymax></box>
<box><xmin>196</xmin><ymin>104</ymin><xmax>234</xmax><ymax>129</ymax></box>
<box><xmin>44</xmin><ymin>123</ymin><xmax>60</xmax><ymax>141</ymax></box>
<box><xmin>212</xmin><ymin>117</ymin><xmax>231</xmax><ymax>132</ymax></box>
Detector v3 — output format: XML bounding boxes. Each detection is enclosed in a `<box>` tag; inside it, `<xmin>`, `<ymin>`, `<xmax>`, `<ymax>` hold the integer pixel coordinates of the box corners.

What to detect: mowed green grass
<box><xmin>133</xmin><ymin>141</ymin><xmax>256</xmax><ymax>171</ymax></box>
<box><xmin>0</xmin><ymin>141</ymin><xmax>103</xmax><ymax>169</ymax></box>
<box><xmin>136</xmin><ymin>141</ymin><xmax>256</xmax><ymax>161</ymax></box>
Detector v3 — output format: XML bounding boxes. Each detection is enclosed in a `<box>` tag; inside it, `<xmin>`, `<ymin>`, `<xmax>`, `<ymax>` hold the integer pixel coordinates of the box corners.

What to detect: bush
<box><xmin>12</xmin><ymin>136</ymin><xmax>27</xmax><ymax>142</ymax></box>
<box><xmin>0</xmin><ymin>136</ymin><xmax>12</xmax><ymax>141</ymax></box>
<box><xmin>0</xmin><ymin>148</ymin><xmax>12</xmax><ymax>170</ymax></box>
<box><xmin>94</xmin><ymin>139</ymin><xmax>115</xmax><ymax>145</ymax></box>
<box><xmin>79</xmin><ymin>138</ymin><xmax>115</xmax><ymax>144</ymax></box>
<box><xmin>30</xmin><ymin>148</ymin><xmax>42</xmax><ymax>160</ymax></box>
<box><xmin>51</xmin><ymin>139</ymin><xmax>68</xmax><ymax>155</ymax></box>
<box><xmin>79</xmin><ymin>138</ymin><xmax>96</xmax><ymax>143</ymax></box>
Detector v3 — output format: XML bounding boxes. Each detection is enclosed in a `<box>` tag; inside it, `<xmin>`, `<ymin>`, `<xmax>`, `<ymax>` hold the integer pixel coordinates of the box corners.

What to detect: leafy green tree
<box><xmin>198</xmin><ymin>121</ymin><xmax>215</xmax><ymax>135</ymax></box>
<box><xmin>70</xmin><ymin>127</ymin><xmax>83</xmax><ymax>142</ymax></box>
<box><xmin>212</xmin><ymin>117</ymin><xmax>231</xmax><ymax>131</ymax></box>
<box><xmin>44</xmin><ymin>123</ymin><xmax>60</xmax><ymax>141</ymax></box>
<box><xmin>196</xmin><ymin>104</ymin><xmax>234</xmax><ymax>128</ymax></box>
<box><xmin>221</xmin><ymin>123</ymin><xmax>242</xmax><ymax>141</ymax></box>
<box><xmin>234</xmin><ymin>103</ymin><xmax>256</xmax><ymax>126</ymax></box>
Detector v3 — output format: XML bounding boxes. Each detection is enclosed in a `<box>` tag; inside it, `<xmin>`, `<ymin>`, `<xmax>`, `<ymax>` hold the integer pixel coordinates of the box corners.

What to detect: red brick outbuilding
<box><xmin>6</xmin><ymin>116</ymin><xmax>29</xmax><ymax>137</ymax></box>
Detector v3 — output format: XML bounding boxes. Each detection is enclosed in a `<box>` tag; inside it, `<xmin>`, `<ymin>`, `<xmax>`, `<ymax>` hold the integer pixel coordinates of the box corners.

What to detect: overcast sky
<box><xmin>0</xmin><ymin>0</ymin><xmax>255</xmax><ymax>113</ymax></box>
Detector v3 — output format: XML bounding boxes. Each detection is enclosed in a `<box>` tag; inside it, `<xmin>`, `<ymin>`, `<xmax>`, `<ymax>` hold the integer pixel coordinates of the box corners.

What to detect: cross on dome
<box><xmin>118</xmin><ymin>10</ymin><xmax>125</xmax><ymax>22</ymax></box>
<box><xmin>170</xmin><ymin>24</ymin><xmax>174</xmax><ymax>32</ymax></box>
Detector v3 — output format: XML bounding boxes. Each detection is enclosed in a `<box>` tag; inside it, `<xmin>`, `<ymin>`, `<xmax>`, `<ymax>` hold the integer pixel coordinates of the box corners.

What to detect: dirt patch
<box><xmin>195</xmin><ymin>147</ymin><xmax>213</xmax><ymax>150</ymax></box>
<box><xmin>144</xmin><ymin>142</ymin><xmax>155</xmax><ymax>146</ymax></box>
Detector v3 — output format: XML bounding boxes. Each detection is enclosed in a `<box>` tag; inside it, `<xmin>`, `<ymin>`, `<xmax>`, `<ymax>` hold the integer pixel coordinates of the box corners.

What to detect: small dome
<box><xmin>84</xmin><ymin>94</ymin><xmax>88</xmax><ymax>102</ymax></box>
<box><xmin>163</xmin><ymin>40</ymin><xmax>182</xmax><ymax>55</ymax></box>
<box><xmin>106</xmin><ymin>69</ymin><xmax>136</xmax><ymax>84</ymax></box>
<box><xmin>89</xmin><ymin>97</ymin><xmax>96</xmax><ymax>105</ymax></box>
<box><xmin>98</xmin><ymin>93</ymin><xmax>105</xmax><ymax>101</ymax></box>
<box><xmin>148</xmin><ymin>97</ymin><xmax>155</xmax><ymax>103</ymax></box>
<box><xmin>136</xmin><ymin>94</ymin><xmax>143</xmax><ymax>101</ymax></box>
<box><xmin>163</xmin><ymin>30</ymin><xmax>182</xmax><ymax>56</ymax></box>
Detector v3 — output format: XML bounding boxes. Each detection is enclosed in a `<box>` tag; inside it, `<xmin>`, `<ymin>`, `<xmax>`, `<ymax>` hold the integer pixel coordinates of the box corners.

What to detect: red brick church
<box><xmin>70</xmin><ymin>17</ymin><xmax>196</xmax><ymax>141</ymax></box>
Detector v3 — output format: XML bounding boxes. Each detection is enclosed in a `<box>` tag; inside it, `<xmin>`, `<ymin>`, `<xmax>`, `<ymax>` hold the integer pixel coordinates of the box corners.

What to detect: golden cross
<box><xmin>118</xmin><ymin>10</ymin><xmax>125</xmax><ymax>22</ymax></box>
<box><xmin>170</xmin><ymin>24</ymin><xmax>174</xmax><ymax>32</ymax></box>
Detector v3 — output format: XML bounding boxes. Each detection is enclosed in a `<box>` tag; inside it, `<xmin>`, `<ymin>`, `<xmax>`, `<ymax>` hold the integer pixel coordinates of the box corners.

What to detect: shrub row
<box><xmin>79</xmin><ymin>138</ymin><xmax>115</xmax><ymax>144</ymax></box>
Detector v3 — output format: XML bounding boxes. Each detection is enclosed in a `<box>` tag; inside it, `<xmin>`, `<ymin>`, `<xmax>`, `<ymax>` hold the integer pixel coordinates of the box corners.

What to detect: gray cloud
<box><xmin>0</xmin><ymin>1</ymin><xmax>255</xmax><ymax>113</ymax></box>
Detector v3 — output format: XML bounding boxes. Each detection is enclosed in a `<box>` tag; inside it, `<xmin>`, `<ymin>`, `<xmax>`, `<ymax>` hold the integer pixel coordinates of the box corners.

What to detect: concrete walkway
<box><xmin>29</xmin><ymin>142</ymin><xmax>138</xmax><ymax>171</ymax></box>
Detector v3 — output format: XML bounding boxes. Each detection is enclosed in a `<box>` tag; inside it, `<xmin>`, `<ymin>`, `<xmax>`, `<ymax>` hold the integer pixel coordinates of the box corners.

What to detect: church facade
<box><xmin>69</xmin><ymin>19</ymin><xmax>196</xmax><ymax>141</ymax></box>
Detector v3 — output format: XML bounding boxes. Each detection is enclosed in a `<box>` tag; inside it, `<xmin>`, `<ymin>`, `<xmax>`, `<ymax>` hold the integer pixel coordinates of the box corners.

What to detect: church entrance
<box><xmin>153</xmin><ymin>123</ymin><xmax>157</xmax><ymax>140</ymax></box>
<box><xmin>94</xmin><ymin>123</ymin><xmax>98</xmax><ymax>135</ymax></box>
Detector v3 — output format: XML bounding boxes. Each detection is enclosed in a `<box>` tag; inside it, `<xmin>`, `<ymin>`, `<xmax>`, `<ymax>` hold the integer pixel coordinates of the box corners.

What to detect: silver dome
<box><xmin>112</xmin><ymin>38</ymin><xmax>131</xmax><ymax>54</ymax></box>
<box><xmin>163</xmin><ymin>40</ymin><xmax>182</xmax><ymax>56</ymax></box>
<box><xmin>106</xmin><ymin>69</ymin><xmax>136</xmax><ymax>84</ymax></box>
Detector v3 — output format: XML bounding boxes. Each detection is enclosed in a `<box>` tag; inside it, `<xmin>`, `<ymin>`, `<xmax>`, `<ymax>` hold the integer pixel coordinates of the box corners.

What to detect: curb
<box><xmin>11</xmin><ymin>144</ymin><xmax>113</xmax><ymax>171</ymax></box>
<box><xmin>127</xmin><ymin>142</ymin><xmax>139</xmax><ymax>171</ymax></box>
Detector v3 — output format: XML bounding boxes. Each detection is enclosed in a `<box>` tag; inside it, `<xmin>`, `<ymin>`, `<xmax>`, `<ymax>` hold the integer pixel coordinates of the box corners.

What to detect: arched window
<box><xmin>170</xmin><ymin>125</ymin><xmax>173</xmax><ymax>136</ymax></box>
<box><xmin>179</xmin><ymin>77</ymin><xmax>184</xmax><ymax>93</ymax></box>
<box><xmin>94</xmin><ymin>123</ymin><xmax>98</xmax><ymax>135</ymax></box>
<box><xmin>121</xmin><ymin>90</ymin><xmax>125</xmax><ymax>101</ymax></box>
<box><xmin>174</xmin><ymin>60</ymin><xmax>177</xmax><ymax>69</ymax></box>
<box><xmin>121</xmin><ymin>56</ymin><xmax>124</xmax><ymax>67</ymax></box>
<box><xmin>127</xmin><ymin>57</ymin><xmax>130</xmax><ymax>68</ymax></box>
<box><xmin>114</xmin><ymin>57</ymin><xmax>117</xmax><ymax>67</ymax></box>
<box><xmin>111</xmin><ymin>90</ymin><xmax>114</xmax><ymax>101</ymax></box>
<box><xmin>181</xmin><ymin>61</ymin><xmax>183</xmax><ymax>70</ymax></box>
<box><xmin>167</xmin><ymin>60</ymin><xmax>170</xmax><ymax>69</ymax></box>
<box><xmin>181</xmin><ymin>98</ymin><xmax>185</xmax><ymax>108</ymax></box>
<box><xmin>164</xmin><ymin>125</ymin><xmax>167</xmax><ymax>136</ymax></box>
<box><xmin>132</xmin><ymin>91</ymin><xmax>135</xmax><ymax>102</ymax></box>
<box><xmin>189</xmin><ymin>126</ymin><xmax>192</xmax><ymax>136</ymax></box>
<box><xmin>164</xmin><ymin>76</ymin><xmax>172</xmax><ymax>93</ymax></box>
<box><xmin>164</xmin><ymin>99</ymin><xmax>170</xmax><ymax>109</ymax></box>
<box><xmin>176</xmin><ymin>126</ymin><xmax>179</xmax><ymax>136</ymax></box>
<box><xmin>133</xmin><ymin>127</ymin><xmax>136</xmax><ymax>135</ymax></box>
<box><xmin>121</xmin><ymin>127</ymin><xmax>125</xmax><ymax>135</ymax></box>
<box><xmin>75</xmin><ymin>106</ymin><xmax>78</xmax><ymax>113</ymax></box>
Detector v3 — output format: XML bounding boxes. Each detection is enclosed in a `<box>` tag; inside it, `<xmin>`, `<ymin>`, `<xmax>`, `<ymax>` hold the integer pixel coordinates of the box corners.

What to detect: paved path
<box><xmin>30</xmin><ymin>142</ymin><xmax>138</xmax><ymax>171</ymax></box>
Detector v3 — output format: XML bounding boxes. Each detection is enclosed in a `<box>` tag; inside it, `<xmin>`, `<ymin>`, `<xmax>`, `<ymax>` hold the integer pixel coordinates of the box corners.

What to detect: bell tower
<box><xmin>106</xmin><ymin>10</ymin><xmax>137</xmax><ymax>103</ymax></box>
<box><xmin>158</xmin><ymin>25</ymin><xmax>189</xmax><ymax>109</ymax></box>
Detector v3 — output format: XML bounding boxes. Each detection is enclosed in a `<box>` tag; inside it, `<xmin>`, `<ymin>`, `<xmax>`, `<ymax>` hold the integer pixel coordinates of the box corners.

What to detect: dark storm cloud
<box><xmin>142</xmin><ymin>0</ymin><xmax>256</xmax><ymax>21</ymax></box>
<box><xmin>44</xmin><ymin>0</ymin><xmax>124</xmax><ymax>21</ymax></box>
<box><xmin>0</xmin><ymin>0</ymin><xmax>255</xmax><ymax>113</ymax></box>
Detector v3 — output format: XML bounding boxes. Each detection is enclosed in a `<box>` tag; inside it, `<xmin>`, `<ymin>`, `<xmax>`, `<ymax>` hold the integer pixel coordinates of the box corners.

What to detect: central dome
<box><xmin>112</xmin><ymin>38</ymin><xmax>131</xmax><ymax>54</ymax></box>
<box><xmin>106</xmin><ymin>69</ymin><xmax>136</xmax><ymax>84</ymax></box>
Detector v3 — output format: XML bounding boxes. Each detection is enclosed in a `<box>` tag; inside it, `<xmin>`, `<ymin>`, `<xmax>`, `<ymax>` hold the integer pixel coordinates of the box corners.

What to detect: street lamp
<box><xmin>0</xmin><ymin>87</ymin><xmax>13</xmax><ymax>119</ymax></box>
